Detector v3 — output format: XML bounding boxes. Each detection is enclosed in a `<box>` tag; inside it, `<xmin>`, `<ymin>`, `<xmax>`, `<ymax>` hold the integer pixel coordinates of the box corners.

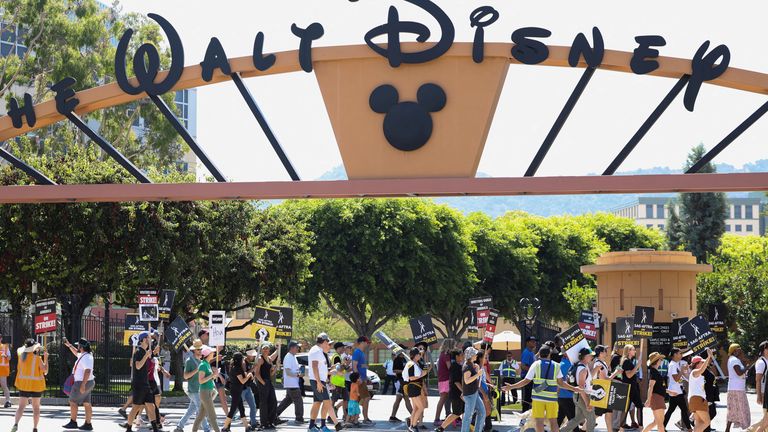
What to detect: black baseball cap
<box><xmin>333</xmin><ymin>342</ymin><xmax>346</xmax><ymax>350</ymax></box>
<box><xmin>525</xmin><ymin>336</ymin><xmax>537</xmax><ymax>343</ymax></box>
<box><xmin>578</xmin><ymin>347</ymin><xmax>595</xmax><ymax>360</ymax></box>
<box><xmin>538</xmin><ymin>346</ymin><xmax>551</xmax><ymax>358</ymax></box>
<box><xmin>288</xmin><ymin>341</ymin><xmax>300</xmax><ymax>349</ymax></box>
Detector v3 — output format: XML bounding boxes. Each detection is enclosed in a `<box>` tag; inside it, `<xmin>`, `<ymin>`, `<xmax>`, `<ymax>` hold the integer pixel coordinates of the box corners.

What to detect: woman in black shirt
<box><xmin>620</xmin><ymin>344</ymin><xmax>644</xmax><ymax>429</ymax></box>
<box><xmin>644</xmin><ymin>352</ymin><xmax>667</xmax><ymax>432</ymax></box>
<box><xmin>223</xmin><ymin>352</ymin><xmax>254</xmax><ymax>432</ymax></box>
<box><xmin>256</xmin><ymin>343</ymin><xmax>280</xmax><ymax>429</ymax></box>
<box><xmin>435</xmin><ymin>350</ymin><xmax>465</xmax><ymax>432</ymax></box>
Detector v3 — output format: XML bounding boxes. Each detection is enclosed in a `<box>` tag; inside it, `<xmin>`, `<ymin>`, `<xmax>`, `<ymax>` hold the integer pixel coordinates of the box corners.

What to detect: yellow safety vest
<box><xmin>15</xmin><ymin>353</ymin><xmax>46</xmax><ymax>393</ymax></box>
<box><xmin>0</xmin><ymin>345</ymin><xmax>10</xmax><ymax>377</ymax></box>
<box><xmin>532</xmin><ymin>360</ymin><xmax>559</xmax><ymax>402</ymax></box>
<box><xmin>330</xmin><ymin>353</ymin><xmax>346</xmax><ymax>387</ymax></box>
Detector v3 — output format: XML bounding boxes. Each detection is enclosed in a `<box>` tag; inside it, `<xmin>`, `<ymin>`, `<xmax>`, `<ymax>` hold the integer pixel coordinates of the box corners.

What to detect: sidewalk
<box><xmin>0</xmin><ymin>391</ymin><xmax>763</xmax><ymax>431</ymax></box>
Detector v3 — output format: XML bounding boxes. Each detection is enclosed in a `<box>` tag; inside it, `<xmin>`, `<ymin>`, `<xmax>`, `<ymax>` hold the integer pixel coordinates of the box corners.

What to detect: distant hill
<box><xmin>316</xmin><ymin>161</ymin><xmax>768</xmax><ymax>217</ymax></box>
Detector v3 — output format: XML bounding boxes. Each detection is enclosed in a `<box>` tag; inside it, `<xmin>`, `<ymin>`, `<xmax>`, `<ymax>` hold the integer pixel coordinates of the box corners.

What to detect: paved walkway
<box><xmin>0</xmin><ymin>391</ymin><xmax>764</xmax><ymax>431</ymax></box>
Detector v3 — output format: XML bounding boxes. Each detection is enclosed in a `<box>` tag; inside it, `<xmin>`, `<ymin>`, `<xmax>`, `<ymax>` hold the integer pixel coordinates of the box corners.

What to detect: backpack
<box><xmin>566</xmin><ymin>363</ymin><xmax>585</xmax><ymax>387</ymax></box>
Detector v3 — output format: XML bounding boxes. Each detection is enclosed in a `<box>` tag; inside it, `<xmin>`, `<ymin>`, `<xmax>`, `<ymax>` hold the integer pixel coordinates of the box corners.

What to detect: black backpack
<box><xmin>566</xmin><ymin>363</ymin><xmax>585</xmax><ymax>387</ymax></box>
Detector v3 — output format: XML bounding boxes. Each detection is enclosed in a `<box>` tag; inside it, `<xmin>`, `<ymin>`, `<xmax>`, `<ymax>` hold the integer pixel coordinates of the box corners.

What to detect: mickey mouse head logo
<box><xmin>369</xmin><ymin>83</ymin><xmax>447</xmax><ymax>151</ymax></box>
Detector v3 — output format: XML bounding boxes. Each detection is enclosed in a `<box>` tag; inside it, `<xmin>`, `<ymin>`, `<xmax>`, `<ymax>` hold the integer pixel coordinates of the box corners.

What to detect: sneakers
<box><xmin>3</xmin><ymin>401</ymin><xmax>10</xmax><ymax>408</ymax></box>
<box><xmin>389</xmin><ymin>417</ymin><xmax>402</xmax><ymax>423</ymax></box>
<box><xmin>63</xmin><ymin>420</ymin><xmax>79</xmax><ymax>429</ymax></box>
<box><xmin>435</xmin><ymin>427</ymin><xmax>446</xmax><ymax>432</ymax></box>
<box><xmin>362</xmin><ymin>419</ymin><xmax>376</xmax><ymax>426</ymax></box>
<box><xmin>78</xmin><ymin>424</ymin><xmax>94</xmax><ymax>431</ymax></box>
<box><xmin>321</xmin><ymin>426</ymin><xmax>333</xmax><ymax>432</ymax></box>
<box><xmin>119</xmin><ymin>408</ymin><xmax>128</xmax><ymax>419</ymax></box>
<box><xmin>275</xmin><ymin>419</ymin><xmax>288</xmax><ymax>426</ymax></box>
<box><xmin>335</xmin><ymin>423</ymin><xmax>345</xmax><ymax>431</ymax></box>
<box><xmin>10</xmin><ymin>424</ymin><xmax>17</xmax><ymax>432</ymax></box>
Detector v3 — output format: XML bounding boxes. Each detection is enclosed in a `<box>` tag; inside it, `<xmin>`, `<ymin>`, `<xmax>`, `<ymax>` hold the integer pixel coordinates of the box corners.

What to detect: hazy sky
<box><xmin>118</xmin><ymin>0</ymin><xmax>768</xmax><ymax>182</ymax></box>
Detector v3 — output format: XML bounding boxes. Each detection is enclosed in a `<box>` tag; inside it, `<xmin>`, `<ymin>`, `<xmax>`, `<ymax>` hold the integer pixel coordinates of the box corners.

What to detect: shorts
<box><xmin>438</xmin><ymin>380</ymin><xmax>450</xmax><ymax>394</ymax></box>
<box><xmin>332</xmin><ymin>386</ymin><xmax>348</xmax><ymax>402</ymax></box>
<box><xmin>358</xmin><ymin>382</ymin><xmax>371</xmax><ymax>400</ymax></box>
<box><xmin>650</xmin><ymin>394</ymin><xmax>665</xmax><ymax>410</ymax></box>
<box><xmin>132</xmin><ymin>387</ymin><xmax>154</xmax><ymax>405</ymax></box>
<box><xmin>69</xmin><ymin>380</ymin><xmax>95</xmax><ymax>405</ymax></box>
<box><xmin>348</xmin><ymin>400</ymin><xmax>361</xmax><ymax>416</ymax></box>
<box><xmin>449</xmin><ymin>394</ymin><xmax>465</xmax><ymax>415</ymax></box>
<box><xmin>149</xmin><ymin>380</ymin><xmax>161</xmax><ymax>396</ymax></box>
<box><xmin>689</xmin><ymin>396</ymin><xmax>708</xmax><ymax>413</ymax></box>
<box><xmin>18</xmin><ymin>391</ymin><xmax>42</xmax><ymax>398</ymax></box>
<box><xmin>406</xmin><ymin>383</ymin><xmax>423</xmax><ymax>398</ymax></box>
<box><xmin>310</xmin><ymin>380</ymin><xmax>330</xmax><ymax>402</ymax></box>
<box><xmin>532</xmin><ymin>400</ymin><xmax>559</xmax><ymax>419</ymax></box>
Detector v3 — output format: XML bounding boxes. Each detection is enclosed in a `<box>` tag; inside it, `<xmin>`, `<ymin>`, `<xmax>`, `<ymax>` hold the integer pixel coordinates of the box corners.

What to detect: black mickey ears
<box><xmin>416</xmin><ymin>83</ymin><xmax>447</xmax><ymax>113</ymax></box>
<box><xmin>370</xmin><ymin>84</ymin><xmax>399</xmax><ymax>114</ymax></box>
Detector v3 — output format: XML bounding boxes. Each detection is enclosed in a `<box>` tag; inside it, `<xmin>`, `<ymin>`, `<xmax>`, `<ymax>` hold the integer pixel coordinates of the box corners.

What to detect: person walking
<box><xmin>277</xmin><ymin>341</ymin><xmax>305</xmax><ymax>424</ymax></box>
<box><xmin>689</xmin><ymin>350</ymin><xmax>714</xmax><ymax>432</ymax></box>
<box><xmin>10</xmin><ymin>339</ymin><xmax>48</xmax><ymax>432</ymax></box>
<box><xmin>174</xmin><ymin>340</ymin><xmax>210</xmax><ymax>432</ymax></box>
<box><xmin>592</xmin><ymin>345</ymin><xmax>619</xmax><ymax>432</ymax></box>
<box><xmin>618</xmin><ymin>344</ymin><xmax>644</xmax><ymax>430</ymax></box>
<box><xmin>404</xmin><ymin>347</ymin><xmax>431</xmax><ymax>432</ymax></box>
<box><xmin>703</xmin><ymin>354</ymin><xmax>719</xmax><ymax>432</ymax></box>
<box><xmin>499</xmin><ymin>351</ymin><xmax>520</xmax><ymax>406</ymax></box>
<box><xmin>352</xmin><ymin>336</ymin><xmax>374</xmax><ymax>426</ymax></box>
<box><xmin>726</xmin><ymin>344</ymin><xmax>751</xmax><ymax>432</ymax></box>
<box><xmin>664</xmin><ymin>348</ymin><xmax>693</xmax><ymax>432</ymax></box>
<box><xmin>62</xmin><ymin>338</ymin><xmax>96</xmax><ymax>431</ymax></box>
<box><xmin>434</xmin><ymin>349</ymin><xmax>465</xmax><ymax>432</ymax></box>
<box><xmin>256</xmin><ymin>343</ymin><xmax>280</xmax><ymax>429</ymax></box>
<box><xmin>192</xmin><ymin>346</ymin><xmax>222</xmax><ymax>432</ymax></box>
<box><xmin>390</xmin><ymin>350</ymin><xmax>413</xmax><ymax>423</ymax></box>
<box><xmin>122</xmin><ymin>333</ymin><xmax>160</xmax><ymax>432</ymax></box>
<box><xmin>505</xmin><ymin>345</ymin><xmax>585</xmax><ymax>432</ymax></box>
<box><xmin>558</xmin><ymin>352</ymin><xmax>576</xmax><ymax>428</ymax></box>
<box><xmin>749</xmin><ymin>341</ymin><xmax>768</xmax><ymax>432</ymax></box>
<box><xmin>331</xmin><ymin>342</ymin><xmax>350</xmax><ymax>421</ymax></box>
<box><xmin>347</xmin><ymin>372</ymin><xmax>362</xmax><ymax>426</ymax></box>
<box><xmin>521</xmin><ymin>337</ymin><xmax>537</xmax><ymax>413</ymax></box>
<box><xmin>150</xmin><ymin>340</ymin><xmax>172</xmax><ymax>427</ymax></box>
<box><xmin>0</xmin><ymin>333</ymin><xmax>11</xmax><ymax>408</ymax></box>
<box><xmin>223</xmin><ymin>352</ymin><xmax>256</xmax><ymax>432</ymax></box>
<box><xmin>642</xmin><ymin>352</ymin><xmax>667</xmax><ymax>432</ymax></box>
<box><xmin>434</xmin><ymin>340</ymin><xmax>455</xmax><ymax>426</ymax></box>
<box><xmin>383</xmin><ymin>353</ymin><xmax>397</xmax><ymax>396</ymax></box>
<box><xmin>243</xmin><ymin>349</ymin><xmax>260</xmax><ymax>429</ymax></box>
<box><xmin>308</xmin><ymin>333</ymin><xmax>344</xmax><ymax>432</ymax></box>
<box><xmin>460</xmin><ymin>347</ymin><xmax>486</xmax><ymax>432</ymax></box>
<box><xmin>562</xmin><ymin>347</ymin><xmax>597</xmax><ymax>432</ymax></box>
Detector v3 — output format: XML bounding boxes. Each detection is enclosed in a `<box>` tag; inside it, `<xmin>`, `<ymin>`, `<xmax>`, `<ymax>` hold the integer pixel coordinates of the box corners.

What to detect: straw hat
<box><xmin>189</xmin><ymin>339</ymin><xmax>204</xmax><ymax>351</ymax></box>
<box><xmin>647</xmin><ymin>352</ymin><xmax>665</xmax><ymax>367</ymax></box>
<box><xmin>728</xmin><ymin>344</ymin><xmax>741</xmax><ymax>356</ymax></box>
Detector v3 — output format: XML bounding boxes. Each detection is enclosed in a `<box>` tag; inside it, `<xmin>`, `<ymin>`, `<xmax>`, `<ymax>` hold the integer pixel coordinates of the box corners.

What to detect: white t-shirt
<box><xmin>756</xmin><ymin>357</ymin><xmax>768</xmax><ymax>389</ymax></box>
<box><xmin>667</xmin><ymin>361</ymin><xmax>683</xmax><ymax>394</ymax></box>
<box><xmin>308</xmin><ymin>345</ymin><xmax>328</xmax><ymax>382</ymax></box>
<box><xmin>402</xmin><ymin>361</ymin><xmax>422</xmax><ymax>382</ymax></box>
<box><xmin>727</xmin><ymin>356</ymin><xmax>746</xmax><ymax>391</ymax></box>
<box><xmin>689</xmin><ymin>370</ymin><xmax>706</xmax><ymax>400</ymax></box>
<box><xmin>282</xmin><ymin>352</ymin><xmax>300</xmax><ymax>389</ymax></box>
<box><xmin>73</xmin><ymin>352</ymin><xmax>95</xmax><ymax>382</ymax></box>
<box><xmin>525</xmin><ymin>359</ymin><xmax>563</xmax><ymax>381</ymax></box>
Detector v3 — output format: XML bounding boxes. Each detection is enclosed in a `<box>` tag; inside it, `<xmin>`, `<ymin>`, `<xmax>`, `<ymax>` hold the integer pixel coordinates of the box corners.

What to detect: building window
<box><xmin>656</xmin><ymin>204</ymin><xmax>664</xmax><ymax>219</ymax></box>
<box><xmin>747</xmin><ymin>225</ymin><xmax>753</xmax><ymax>232</ymax></box>
<box><xmin>645</xmin><ymin>205</ymin><xmax>653</xmax><ymax>219</ymax></box>
<box><xmin>620</xmin><ymin>289</ymin><xmax>624</xmax><ymax>311</ymax></box>
<box><xmin>0</xmin><ymin>23</ymin><xmax>27</xmax><ymax>58</ymax></box>
<box><xmin>175</xmin><ymin>90</ymin><xmax>190</xmax><ymax>128</ymax></box>
<box><xmin>735</xmin><ymin>225</ymin><xmax>742</xmax><ymax>232</ymax></box>
<box><xmin>377</xmin><ymin>349</ymin><xmax>389</xmax><ymax>364</ymax></box>
<box><xmin>734</xmin><ymin>205</ymin><xmax>742</xmax><ymax>219</ymax></box>
<box><xmin>726</xmin><ymin>225</ymin><xmax>731</xmax><ymax>232</ymax></box>
<box><xmin>659</xmin><ymin>289</ymin><xmax>664</xmax><ymax>310</ymax></box>
<box><xmin>658</xmin><ymin>224</ymin><xmax>664</xmax><ymax>230</ymax></box>
<box><xmin>646</xmin><ymin>224</ymin><xmax>653</xmax><ymax>228</ymax></box>
<box><xmin>746</xmin><ymin>205</ymin><xmax>753</xmax><ymax>219</ymax></box>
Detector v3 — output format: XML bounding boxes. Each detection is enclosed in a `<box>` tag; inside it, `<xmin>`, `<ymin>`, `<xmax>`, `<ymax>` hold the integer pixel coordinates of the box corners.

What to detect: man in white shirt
<box><xmin>726</xmin><ymin>344</ymin><xmax>751</xmax><ymax>432</ymax></box>
<box><xmin>749</xmin><ymin>341</ymin><xmax>768</xmax><ymax>432</ymax></box>
<box><xmin>308</xmin><ymin>333</ymin><xmax>344</xmax><ymax>432</ymax></box>
<box><xmin>63</xmin><ymin>338</ymin><xmax>96</xmax><ymax>431</ymax></box>
<box><xmin>277</xmin><ymin>341</ymin><xmax>305</xmax><ymax>424</ymax></box>
<box><xmin>383</xmin><ymin>354</ymin><xmax>396</xmax><ymax>395</ymax></box>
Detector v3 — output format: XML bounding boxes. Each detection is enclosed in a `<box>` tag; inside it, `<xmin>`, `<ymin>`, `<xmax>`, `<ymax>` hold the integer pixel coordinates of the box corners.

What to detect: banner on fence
<box><xmin>672</xmin><ymin>317</ymin><xmax>690</xmax><ymax>350</ymax></box>
<box><xmin>208</xmin><ymin>310</ymin><xmax>226</xmax><ymax>346</ymax></box>
<box><xmin>273</xmin><ymin>306</ymin><xmax>293</xmax><ymax>339</ymax></box>
<box><xmin>708</xmin><ymin>304</ymin><xmax>727</xmax><ymax>334</ymax></box>
<box><xmin>34</xmin><ymin>298</ymin><xmax>58</xmax><ymax>335</ymax></box>
<box><xmin>158</xmin><ymin>290</ymin><xmax>176</xmax><ymax>321</ymax></box>
<box><xmin>165</xmin><ymin>316</ymin><xmax>193</xmax><ymax>351</ymax></box>
<box><xmin>559</xmin><ymin>323</ymin><xmax>591</xmax><ymax>362</ymax></box>
<box><xmin>410</xmin><ymin>315</ymin><xmax>438</xmax><ymax>346</ymax></box>
<box><xmin>483</xmin><ymin>309</ymin><xmax>500</xmax><ymax>343</ymax></box>
<box><xmin>682</xmin><ymin>315</ymin><xmax>717</xmax><ymax>355</ymax></box>
<box><xmin>251</xmin><ymin>306</ymin><xmax>279</xmax><ymax>343</ymax></box>
<box><xmin>633</xmin><ymin>306</ymin><xmax>655</xmax><ymax>338</ymax></box>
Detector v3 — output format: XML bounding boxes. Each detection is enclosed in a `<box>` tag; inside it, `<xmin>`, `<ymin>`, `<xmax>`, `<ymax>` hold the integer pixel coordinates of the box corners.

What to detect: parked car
<box><xmin>294</xmin><ymin>352</ymin><xmax>381</xmax><ymax>393</ymax></box>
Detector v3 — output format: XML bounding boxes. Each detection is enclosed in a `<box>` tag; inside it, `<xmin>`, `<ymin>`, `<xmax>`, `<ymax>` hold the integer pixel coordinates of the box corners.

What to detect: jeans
<box><xmin>242</xmin><ymin>387</ymin><xmax>258</xmax><ymax>426</ymax></box>
<box><xmin>193</xmin><ymin>389</ymin><xmax>221</xmax><ymax>432</ymax></box>
<box><xmin>462</xmin><ymin>392</ymin><xmax>486</xmax><ymax>432</ymax></box>
<box><xmin>562</xmin><ymin>393</ymin><xmax>596</xmax><ymax>432</ymax></box>
<box><xmin>382</xmin><ymin>375</ymin><xmax>397</xmax><ymax>395</ymax></box>
<box><xmin>277</xmin><ymin>388</ymin><xmax>305</xmax><ymax>421</ymax></box>
<box><xmin>664</xmin><ymin>394</ymin><xmax>693</xmax><ymax>429</ymax></box>
<box><xmin>522</xmin><ymin>382</ymin><xmax>533</xmax><ymax>413</ymax></box>
<box><xmin>178</xmin><ymin>392</ymin><xmax>210</xmax><ymax>432</ymax></box>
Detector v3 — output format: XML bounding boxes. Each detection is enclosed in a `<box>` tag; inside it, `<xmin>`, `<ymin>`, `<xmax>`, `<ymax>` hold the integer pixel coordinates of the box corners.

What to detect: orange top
<box><xmin>350</xmin><ymin>382</ymin><xmax>359</xmax><ymax>401</ymax></box>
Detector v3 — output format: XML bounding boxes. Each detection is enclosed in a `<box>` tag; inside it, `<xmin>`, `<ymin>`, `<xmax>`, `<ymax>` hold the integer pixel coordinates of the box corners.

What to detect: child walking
<box><xmin>347</xmin><ymin>372</ymin><xmax>362</xmax><ymax>427</ymax></box>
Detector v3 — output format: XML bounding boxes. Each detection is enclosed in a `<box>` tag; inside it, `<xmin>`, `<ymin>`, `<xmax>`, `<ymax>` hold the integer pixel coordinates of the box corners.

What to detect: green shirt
<box><xmin>199</xmin><ymin>360</ymin><xmax>215</xmax><ymax>391</ymax></box>
<box><xmin>185</xmin><ymin>357</ymin><xmax>201</xmax><ymax>393</ymax></box>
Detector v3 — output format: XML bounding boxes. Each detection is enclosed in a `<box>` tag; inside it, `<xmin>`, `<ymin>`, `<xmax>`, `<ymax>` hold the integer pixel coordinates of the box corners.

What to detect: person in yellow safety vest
<box><xmin>10</xmin><ymin>339</ymin><xmax>49</xmax><ymax>432</ymax></box>
<box><xmin>499</xmin><ymin>351</ymin><xmax>521</xmax><ymax>405</ymax></box>
<box><xmin>0</xmin><ymin>332</ymin><xmax>12</xmax><ymax>408</ymax></box>
<box><xmin>504</xmin><ymin>346</ymin><xmax>585</xmax><ymax>432</ymax></box>
<box><xmin>330</xmin><ymin>342</ymin><xmax>350</xmax><ymax>421</ymax></box>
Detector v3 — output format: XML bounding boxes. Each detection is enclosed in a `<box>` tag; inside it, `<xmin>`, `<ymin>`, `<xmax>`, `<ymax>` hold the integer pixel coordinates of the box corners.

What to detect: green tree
<box><xmin>575</xmin><ymin>213</ymin><xmax>666</xmax><ymax>252</ymax></box>
<box><xmin>679</xmin><ymin>145</ymin><xmax>727</xmax><ymax>263</ymax></box>
<box><xmin>666</xmin><ymin>205</ymin><xmax>684</xmax><ymax>251</ymax></box>
<box><xmin>698</xmin><ymin>235</ymin><xmax>768</xmax><ymax>353</ymax></box>
<box><xmin>278</xmin><ymin>199</ymin><xmax>475</xmax><ymax>338</ymax></box>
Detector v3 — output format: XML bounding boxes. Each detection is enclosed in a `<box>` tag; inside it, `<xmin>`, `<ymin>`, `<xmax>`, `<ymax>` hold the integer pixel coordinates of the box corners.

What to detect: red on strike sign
<box><xmin>34</xmin><ymin>314</ymin><xmax>57</xmax><ymax>334</ymax></box>
<box><xmin>138</xmin><ymin>289</ymin><xmax>158</xmax><ymax>305</ymax></box>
